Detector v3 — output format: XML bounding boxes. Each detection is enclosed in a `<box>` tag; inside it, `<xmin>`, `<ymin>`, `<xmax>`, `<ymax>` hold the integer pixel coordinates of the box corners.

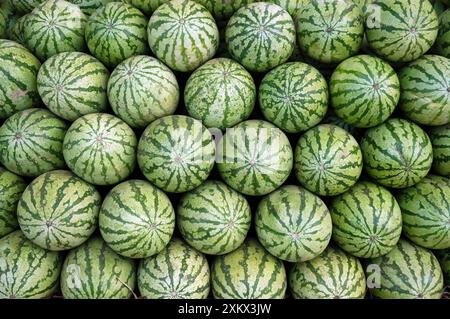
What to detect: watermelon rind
<box><xmin>194</xmin><ymin>0</ymin><xmax>255</xmax><ymax>21</ymax></box>
<box><xmin>68</xmin><ymin>0</ymin><xmax>113</xmax><ymax>15</ymax></box>
<box><xmin>435</xmin><ymin>9</ymin><xmax>450</xmax><ymax>58</ymax></box>
<box><xmin>9</xmin><ymin>0</ymin><xmax>44</xmax><ymax>14</ymax></box>
<box><xmin>429</xmin><ymin>124</ymin><xmax>450</xmax><ymax>177</ymax></box>
<box><xmin>435</xmin><ymin>249</ymin><xmax>450</xmax><ymax>285</ymax></box>
<box><xmin>122</xmin><ymin>0</ymin><xmax>169</xmax><ymax>16</ymax></box>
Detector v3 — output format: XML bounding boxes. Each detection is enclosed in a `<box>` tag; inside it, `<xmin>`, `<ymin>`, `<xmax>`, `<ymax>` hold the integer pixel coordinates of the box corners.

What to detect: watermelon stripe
<box><xmin>122</xmin><ymin>0</ymin><xmax>168</xmax><ymax>16</ymax></box>
<box><xmin>435</xmin><ymin>9</ymin><xmax>450</xmax><ymax>58</ymax></box>
<box><xmin>68</xmin><ymin>0</ymin><xmax>113</xmax><ymax>16</ymax></box>
<box><xmin>194</xmin><ymin>0</ymin><xmax>255</xmax><ymax>21</ymax></box>
<box><xmin>429</xmin><ymin>124</ymin><xmax>450</xmax><ymax>177</ymax></box>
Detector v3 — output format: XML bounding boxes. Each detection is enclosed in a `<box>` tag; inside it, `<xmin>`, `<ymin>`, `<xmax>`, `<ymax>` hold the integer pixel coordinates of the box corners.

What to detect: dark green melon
<box><xmin>268</xmin><ymin>0</ymin><xmax>302</xmax><ymax>18</ymax></box>
<box><xmin>435</xmin><ymin>9</ymin><xmax>450</xmax><ymax>58</ymax></box>
<box><xmin>435</xmin><ymin>249</ymin><xmax>450</xmax><ymax>285</ymax></box>
<box><xmin>123</xmin><ymin>0</ymin><xmax>169</xmax><ymax>16</ymax></box>
<box><xmin>429</xmin><ymin>124</ymin><xmax>450</xmax><ymax>177</ymax></box>
<box><xmin>68</xmin><ymin>0</ymin><xmax>113</xmax><ymax>15</ymax></box>
<box><xmin>0</xmin><ymin>4</ymin><xmax>6</xmax><ymax>38</ymax></box>
<box><xmin>194</xmin><ymin>0</ymin><xmax>255</xmax><ymax>21</ymax></box>
<box><xmin>7</xmin><ymin>14</ymin><xmax>28</xmax><ymax>45</ymax></box>
<box><xmin>9</xmin><ymin>0</ymin><xmax>44</xmax><ymax>14</ymax></box>
<box><xmin>321</xmin><ymin>115</ymin><xmax>361</xmax><ymax>140</ymax></box>
<box><xmin>430</xmin><ymin>0</ymin><xmax>447</xmax><ymax>16</ymax></box>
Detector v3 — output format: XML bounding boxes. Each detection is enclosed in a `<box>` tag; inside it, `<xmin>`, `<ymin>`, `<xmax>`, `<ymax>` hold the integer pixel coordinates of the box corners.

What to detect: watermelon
<box><xmin>398</xmin><ymin>55</ymin><xmax>450</xmax><ymax>126</ymax></box>
<box><xmin>255</xmin><ymin>185</ymin><xmax>332</xmax><ymax>262</ymax></box>
<box><xmin>435</xmin><ymin>9</ymin><xmax>450</xmax><ymax>58</ymax></box>
<box><xmin>294</xmin><ymin>124</ymin><xmax>363</xmax><ymax>196</ymax></box>
<box><xmin>7</xmin><ymin>14</ymin><xmax>28</xmax><ymax>45</ymax></box>
<box><xmin>259</xmin><ymin>62</ymin><xmax>328</xmax><ymax>133</ymax></box>
<box><xmin>0</xmin><ymin>5</ymin><xmax>6</xmax><ymax>38</ymax></box>
<box><xmin>330</xmin><ymin>54</ymin><xmax>400</xmax><ymax>128</ymax></box>
<box><xmin>99</xmin><ymin>179</ymin><xmax>175</xmax><ymax>259</ymax></box>
<box><xmin>0</xmin><ymin>108</ymin><xmax>67</xmax><ymax>177</ymax></box>
<box><xmin>9</xmin><ymin>0</ymin><xmax>44</xmax><ymax>14</ymax></box>
<box><xmin>365</xmin><ymin>0</ymin><xmax>439</xmax><ymax>63</ymax></box>
<box><xmin>217</xmin><ymin>120</ymin><xmax>293</xmax><ymax>196</ymax></box>
<box><xmin>138</xmin><ymin>237</ymin><xmax>210</xmax><ymax>299</ymax></box>
<box><xmin>0</xmin><ymin>39</ymin><xmax>41</xmax><ymax>120</ymax></box>
<box><xmin>122</xmin><ymin>0</ymin><xmax>169</xmax><ymax>16</ymax></box>
<box><xmin>137</xmin><ymin>115</ymin><xmax>215</xmax><ymax>193</ymax></box>
<box><xmin>107</xmin><ymin>55</ymin><xmax>179</xmax><ymax>129</ymax></box>
<box><xmin>184</xmin><ymin>57</ymin><xmax>256</xmax><ymax>129</ymax></box>
<box><xmin>360</xmin><ymin>118</ymin><xmax>433</xmax><ymax>189</ymax></box>
<box><xmin>268</xmin><ymin>0</ymin><xmax>302</xmax><ymax>18</ymax></box>
<box><xmin>367</xmin><ymin>238</ymin><xmax>444</xmax><ymax>299</ymax></box>
<box><xmin>194</xmin><ymin>0</ymin><xmax>255</xmax><ymax>21</ymax></box>
<box><xmin>430</xmin><ymin>0</ymin><xmax>447</xmax><ymax>15</ymax></box>
<box><xmin>85</xmin><ymin>2</ymin><xmax>148</xmax><ymax>68</ymax></box>
<box><xmin>37</xmin><ymin>52</ymin><xmax>109</xmax><ymax>121</ymax></box>
<box><xmin>68</xmin><ymin>0</ymin><xmax>113</xmax><ymax>15</ymax></box>
<box><xmin>177</xmin><ymin>180</ymin><xmax>251</xmax><ymax>255</ymax></box>
<box><xmin>429</xmin><ymin>124</ymin><xmax>450</xmax><ymax>177</ymax></box>
<box><xmin>289</xmin><ymin>245</ymin><xmax>366</xmax><ymax>299</ymax></box>
<box><xmin>296</xmin><ymin>0</ymin><xmax>364</xmax><ymax>64</ymax></box>
<box><xmin>61</xmin><ymin>235</ymin><xmax>136</xmax><ymax>299</ymax></box>
<box><xmin>435</xmin><ymin>249</ymin><xmax>450</xmax><ymax>285</ymax></box>
<box><xmin>321</xmin><ymin>115</ymin><xmax>361</xmax><ymax>140</ymax></box>
<box><xmin>226</xmin><ymin>2</ymin><xmax>295</xmax><ymax>72</ymax></box>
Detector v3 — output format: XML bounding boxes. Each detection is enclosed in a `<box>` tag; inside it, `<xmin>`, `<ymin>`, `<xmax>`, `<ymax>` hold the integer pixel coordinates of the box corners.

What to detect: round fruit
<box><xmin>269</xmin><ymin>0</ymin><xmax>302</xmax><ymax>18</ymax></box>
<box><xmin>8</xmin><ymin>14</ymin><xmax>28</xmax><ymax>45</ymax></box>
<box><xmin>0</xmin><ymin>6</ymin><xmax>6</xmax><ymax>38</ymax></box>
<box><xmin>321</xmin><ymin>115</ymin><xmax>361</xmax><ymax>140</ymax></box>
<box><xmin>435</xmin><ymin>249</ymin><xmax>450</xmax><ymax>285</ymax></box>
<box><xmin>68</xmin><ymin>0</ymin><xmax>113</xmax><ymax>15</ymax></box>
<box><xmin>429</xmin><ymin>124</ymin><xmax>450</xmax><ymax>177</ymax></box>
<box><xmin>435</xmin><ymin>9</ymin><xmax>450</xmax><ymax>58</ymax></box>
<box><xmin>9</xmin><ymin>0</ymin><xmax>44</xmax><ymax>14</ymax></box>
<box><xmin>194</xmin><ymin>0</ymin><xmax>255</xmax><ymax>21</ymax></box>
<box><xmin>430</xmin><ymin>0</ymin><xmax>446</xmax><ymax>16</ymax></box>
<box><xmin>122</xmin><ymin>0</ymin><xmax>168</xmax><ymax>16</ymax></box>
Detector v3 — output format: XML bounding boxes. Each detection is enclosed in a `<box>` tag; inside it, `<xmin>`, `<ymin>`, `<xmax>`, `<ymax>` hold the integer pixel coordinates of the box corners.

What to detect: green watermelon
<box><xmin>100</xmin><ymin>179</ymin><xmax>175</xmax><ymax>259</ymax></box>
<box><xmin>61</xmin><ymin>235</ymin><xmax>136</xmax><ymax>299</ymax></box>
<box><xmin>0</xmin><ymin>230</ymin><xmax>62</xmax><ymax>298</ymax></box>
<box><xmin>321</xmin><ymin>115</ymin><xmax>361</xmax><ymax>140</ymax></box>
<box><xmin>226</xmin><ymin>2</ymin><xmax>295</xmax><ymax>72</ymax></box>
<box><xmin>137</xmin><ymin>115</ymin><xmax>215</xmax><ymax>193</ymax></box>
<box><xmin>430</xmin><ymin>0</ymin><xmax>447</xmax><ymax>15</ymax></box>
<box><xmin>194</xmin><ymin>0</ymin><xmax>255</xmax><ymax>21</ymax></box>
<box><xmin>9</xmin><ymin>0</ymin><xmax>44</xmax><ymax>14</ymax></box>
<box><xmin>37</xmin><ymin>52</ymin><xmax>109</xmax><ymax>121</ymax></box>
<box><xmin>177</xmin><ymin>180</ymin><xmax>251</xmax><ymax>255</ymax></box>
<box><xmin>268</xmin><ymin>0</ymin><xmax>302</xmax><ymax>18</ymax></box>
<box><xmin>7</xmin><ymin>14</ymin><xmax>28</xmax><ymax>45</ymax></box>
<box><xmin>63</xmin><ymin>113</ymin><xmax>137</xmax><ymax>186</ymax></box>
<box><xmin>217</xmin><ymin>120</ymin><xmax>293</xmax><ymax>196</ymax></box>
<box><xmin>184</xmin><ymin>58</ymin><xmax>256</xmax><ymax>129</ymax></box>
<box><xmin>435</xmin><ymin>249</ymin><xmax>450</xmax><ymax>285</ymax></box>
<box><xmin>289</xmin><ymin>245</ymin><xmax>366</xmax><ymax>299</ymax></box>
<box><xmin>85</xmin><ymin>2</ymin><xmax>148</xmax><ymax>68</ymax></box>
<box><xmin>330</xmin><ymin>55</ymin><xmax>400</xmax><ymax>128</ymax></box>
<box><xmin>107</xmin><ymin>55</ymin><xmax>179</xmax><ymax>129</ymax></box>
<box><xmin>435</xmin><ymin>9</ymin><xmax>450</xmax><ymax>58</ymax></box>
<box><xmin>368</xmin><ymin>238</ymin><xmax>444</xmax><ymax>299</ymax></box>
<box><xmin>0</xmin><ymin>108</ymin><xmax>67</xmax><ymax>177</ymax></box>
<box><xmin>0</xmin><ymin>5</ymin><xmax>6</xmax><ymax>38</ymax></box>
<box><xmin>255</xmin><ymin>185</ymin><xmax>332</xmax><ymax>262</ymax></box>
<box><xmin>259</xmin><ymin>62</ymin><xmax>328</xmax><ymax>133</ymax></box>
<box><xmin>398</xmin><ymin>55</ymin><xmax>450</xmax><ymax>126</ymax></box>
<box><xmin>0</xmin><ymin>39</ymin><xmax>40</xmax><ymax>120</ymax></box>
<box><xmin>122</xmin><ymin>0</ymin><xmax>168</xmax><ymax>16</ymax></box>
<box><xmin>429</xmin><ymin>124</ymin><xmax>450</xmax><ymax>177</ymax></box>
<box><xmin>360</xmin><ymin>118</ymin><xmax>433</xmax><ymax>189</ymax></box>
<box><xmin>211</xmin><ymin>238</ymin><xmax>287</xmax><ymax>299</ymax></box>
<box><xmin>365</xmin><ymin>0</ymin><xmax>439</xmax><ymax>62</ymax></box>
<box><xmin>68</xmin><ymin>0</ymin><xmax>113</xmax><ymax>15</ymax></box>
<box><xmin>294</xmin><ymin>124</ymin><xmax>363</xmax><ymax>196</ymax></box>
<box><xmin>0</xmin><ymin>167</ymin><xmax>26</xmax><ymax>238</ymax></box>
<box><xmin>138</xmin><ymin>237</ymin><xmax>210</xmax><ymax>299</ymax></box>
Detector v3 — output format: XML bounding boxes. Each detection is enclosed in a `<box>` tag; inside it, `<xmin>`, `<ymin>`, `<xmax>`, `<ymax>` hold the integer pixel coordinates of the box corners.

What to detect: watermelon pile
<box><xmin>0</xmin><ymin>0</ymin><xmax>449</xmax><ymax>300</ymax></box>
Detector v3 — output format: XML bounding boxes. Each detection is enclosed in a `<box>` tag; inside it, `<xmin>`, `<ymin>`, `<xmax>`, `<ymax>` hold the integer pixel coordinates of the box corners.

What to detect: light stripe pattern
<box><xmin>268</xmin><ymin>0</ymin><xmax>302</xmax><ymax>18</ymax></box>
<box><xmin>122</xmin><ymin>0</ymin><xmax>169</xmax><ymax>16</ymax></box>
<box><xmin>429</xmin><ymin>124</ymin><xmax>450</xmax><ymax>177</ymax></box>
<box><xmin>68</xmin><ymin>0</ymin><xmax>113</xmax><ymax>15</ymax></box>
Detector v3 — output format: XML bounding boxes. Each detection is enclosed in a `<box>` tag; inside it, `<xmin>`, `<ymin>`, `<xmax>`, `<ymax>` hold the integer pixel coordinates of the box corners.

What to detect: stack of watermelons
<box><xmin>0</xmin><ymin>0</ymin><xmax>449</xmax><ymax>300</ymax></box>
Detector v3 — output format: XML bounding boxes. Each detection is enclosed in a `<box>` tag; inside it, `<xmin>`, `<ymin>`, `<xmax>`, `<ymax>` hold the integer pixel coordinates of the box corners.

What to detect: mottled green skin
<box><xmin>259</xmin><ymin>62</ymin><xmax>328</xmax><ymax>133</ymax></box>
<box><xmin>137</xmin><ymin>115</ymin><xmax>215</xmax><ymax>193</ymax></box>
<box><xmin>0</xmin><ymin>167</ymin><xmax>26</xmax><ymax>238</ymax></box>
<box><xmin>138</xmin><ymin>238</ymin><xmax>210</xmax><ymax>299</ymax></box>
<box><xmin>429</xmin><ymin>124</ymin><xmax>450</xmax><ymax>177</ymax></box>
<box><xmin>0</xmin><ymin>40</ymin><xmax>41</xmax><ymax>120</ymax></box>
<box><xmin>85</xmin><ymin>2</ymin><xmax>148</xmax><ymax>68</ymax></box>
<box><xmin>295</xmin><ymin>124</ymin><xmax>363</xmax><ymax>196</ymax></box>
<box><xmin>68</xmin><ymin>0</ymin><xmax>113</xmax><ymax>15</ymax></box>
<box><xmin>361</xmin><ymin>118</ymin><xmax>433</xmax><ymax>189</ymax></box>
<box><xmin>38</xmin><ymin>52</ymin><xmax>109</xmax><ymax>121</ymax></box>
<box><xmin>330</xmin><ymin>55</ymin><xmax>400</xmax><ymax>128</ymax></box>
<box><xmin>366</xmin><ymin>0</ymin><xmax>439</xmax><ymax>62</ymax></box>
<box><xmin>61</xmin><ymin>235</ymin><xmax>136</xmax><ymax>299</ymax></box>
<box><xmin>430</xmin><ymin>0</ymin><xmax>447</xmax><ymax>16</ymax></box>
<box><xmin>255</xmin><ymin>185</ymin><xmax>332</xmax><ymax>263</ymax></box>
<box><xmin>399</xmin><ymin>55</ymin><xmax>450</xmax><ymax>126</ymax></box>
<box><xmin>63</xmin><ymin>113</ymin><xmax>137</xmax><ymax>186</ymax></box>
<box><xmin>268</xmin><ymin>0</ymin><xmax>302</xmax><ymax>18</ymax></box>
<box><xmin>321</xmin><ymin>115</ymin><xmax>361</xmax><ymax>140</ymax></box>
<box><xmin>100</xmin><ymin>179</ymin><xmax>175</xmax><ymax>259</ymax></box>
<box><xmin>184</xmin><ymin>58</ymin><xmax>256</xmax><ymax>129</ymax></box>
<box><xmin>194</xmin><ymin>0</ymin><xmax>255</xmax><ymax>21</ymax></box>
<box><xmin>289</xmin><ymin>245</ymin><xmax>366</xmax><ymax>299</ymax></box>
<box><xmin>177</xmin><ymin>180</ymin><xmax>251</xmax><ymax>255</ymax></box>
<box><xmin>7</xmin><ymin>14</ymin><xmax>28</xmax><ymax>45</ymax></box>
<box><xmin>217</xmin><ymin>120</ymin><xmax>293</xmax><ymax>196</ymax></box>
<box><xmin>0</xmin><ymin>5</ymin><xmax>6</xmax><ymax>38</ymax></box>
<box><xmin>147</xmin><ymin>0</ymin><xmax>219</xmax><ymax>72</ymax></box>
<box><xmin>9</xmin><ymin>0</ymin><xmax>44</xmax><ymax>14</ymax></box>
<box><xmin>226</xmin><ymin>2</ymin><xmax>295</xmax><ymax>72</ymax></box>
<box><xmin>123</xmin><ymin>0</ymin><xmax>169</xmax><ymax>16</ymax></box>
<box><xmin>0</xmin><ymin>108</ymin><xmax>67</xmax><ymax>177</ymax></box>
<box><xmin>368</xmin><ymin>239</ymin><xmax>444</xmax><ymax>299</ymax></box>
<box><xmin>211</xmin><ymin>238</ymin><xmax>287</xmax><ymax>299</ymax></box>
<box><xmin>435</xmin><ymin>249</ymin><xmax>450</xmax><ymax>285</ymax></box>
<box><xmin>435</xmin><ymin>9</ymin><xmax>450</xmax><ymax>58</ymax></box>
<box><xmin>108</xmin><ymin>55</ymin><xmax>179</xmax><ymax>129</ymax></box>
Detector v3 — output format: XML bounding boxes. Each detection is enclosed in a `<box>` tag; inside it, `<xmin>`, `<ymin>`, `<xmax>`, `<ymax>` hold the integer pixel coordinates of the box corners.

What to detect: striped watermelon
<box><xmin>368</xmin><ymin>238</ymin><xmax>444</xmax><ymax>299</ymax></box>
<box><xmin>398</xmin><ymin>55</ymin><xmax>450</xmax><ymax>126</ymax></box>
<box><xmin>360</xmin><ymin>118</ymin><xmax>433</xmax><ymax>189</ymax></box>
<box><xmin>268</xmin><ymin>0</ymin><xmax>302</xmax><ymax>18</ymax></box>
<box><xmin>177</xmin><ymin>180</ymin><xmax>251</xmax><ymax>255</ymax></box>
<box><xmin>259</xmin><ymin>62</ymin><xmax>328</xmax><ymax>133</ymax></box>
<box><xmin>330</xmin><ymin>55</ymin><xmax>400</xmax><ymax>128</ymax></box>
<box><xmin>17</xmin><ymin>170</ymin><xmax>101</xmax><ymax>251</ymax></box>
<box><xmin>9</xmin><ymin>0</ymin><xmax>44</xmax><ymax>14</ymax></box>
<box><xmin>217</xmin><ymin>120</ymin><xmax>293</xmax><ymax>196</ymax></box>
<box><xmin>68</xmin><ymin>0</ymin><xmax>113</xmax><ymax>15</ymax></box>
<box><xmin>138</xmin><ymin>237</ymin><xmax>210</xmax><ymax>299</ymax></box>
<box><xmin>365</xmin><ymin>0</ymin><xmax>439</xmax><ymax>62</ymax></box>
<box><xmin>37</xmin><ymin>52</ymin><xmax>109</xmax><ymax>121</ymax></box>
<box><xmin>429</xmin><ymin>124</ymin><xmax>450</xmax><ymax>177</ymax></box>
<box><xmin>99</xmin><ymin>179</ymin><xmax>175</xmax><ymax>259</ymax></box>
<box><xmin>211</xmin><ymin>238</ymin><xmax>287</xmax><ymax>299</ymax></box>
<box><xmin>184</xmin><ymin>58</ymin><xmax>256</xmax><ymax>129</ymax></box>
<box><xmin>289</xmin><ymin>245</ymin><xmax>366</xmax><ymax>299</ymax></box>
<box><xmin>0</xmin><ymin>39</ymin><xmax>41</xmax><ymax>120</ymax></box>
<box><xmin>430</xmin><ymin>0</ymin><xmax>447</xmax><ymax>15</ymax></box>
<box><xmin>137</xmin><ymin>115</ymin><xmax>215</xmax><ymax>193</ymax></box>
<box><xmin>0</xmin><ymin>108</ymin><xmax>67</xmax><ymax>177</ymax></box>
<box><xmin>255</xmin><ymin>185</ymin><xmax>332</xmax><ymax>262</ymax></box>
<box><xmin>294</xmin><ymin>124</ymin><xmax>363</xmax><ymax>196</ymax></box>
<box><xmin>7</xmin><ymin>14</ymin><xmax>28</xmax><ymax>45</ymax></box>
<box><xmin>226</xmin><ymin>2</ymin><xmax>295</xmax><ymax>72</ymax></box>
<box><xmin>435</xmin><ymin>249</ymin><xmax>450</xmax><ymax>285</ymax></box>
<box><xmin>0</xmin><ymin>5</ymin><xmax>6</xmax><ymax>38</ymax></box>
<box><xmin>194</xmin><ymin>0</ymin><xmax>255</xmax><ymax>21</ymax></box>
<box><xmin>435</xmin><ymin>9</ymin><xmax>450</xmax><ymax>58</ymax></box>
<box><xmin>107</xmin><ymin>55</ymin><xmax>179</xmax><ymax>129</ymax></box>
<box><xmin>63</xmin><ymin>113</ymin><xmax>137</xmax><ymax>186</ymax></box>
<box><xmin>321</xmin><ymin>115</ymin><xmax>361</xmax><ymax>140</ymax></box>
<box><xmin>0</xmin><ymin>167</ymin><xmax>26</xmax><ymax>238</ymax></box>
<box><xmin>61</xmin><ymin>235</ymin><xmax>136</xmax><ymax>299</ymax></box>
<box><xmin>85</xmin><ymin>2</ymin><xmax>148</xmax><ymax>68</ymax></box>
<box><xmin>123</xmin><ymin>0</ymin><xmax>169</xmax><ymax>16</ymax></box>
